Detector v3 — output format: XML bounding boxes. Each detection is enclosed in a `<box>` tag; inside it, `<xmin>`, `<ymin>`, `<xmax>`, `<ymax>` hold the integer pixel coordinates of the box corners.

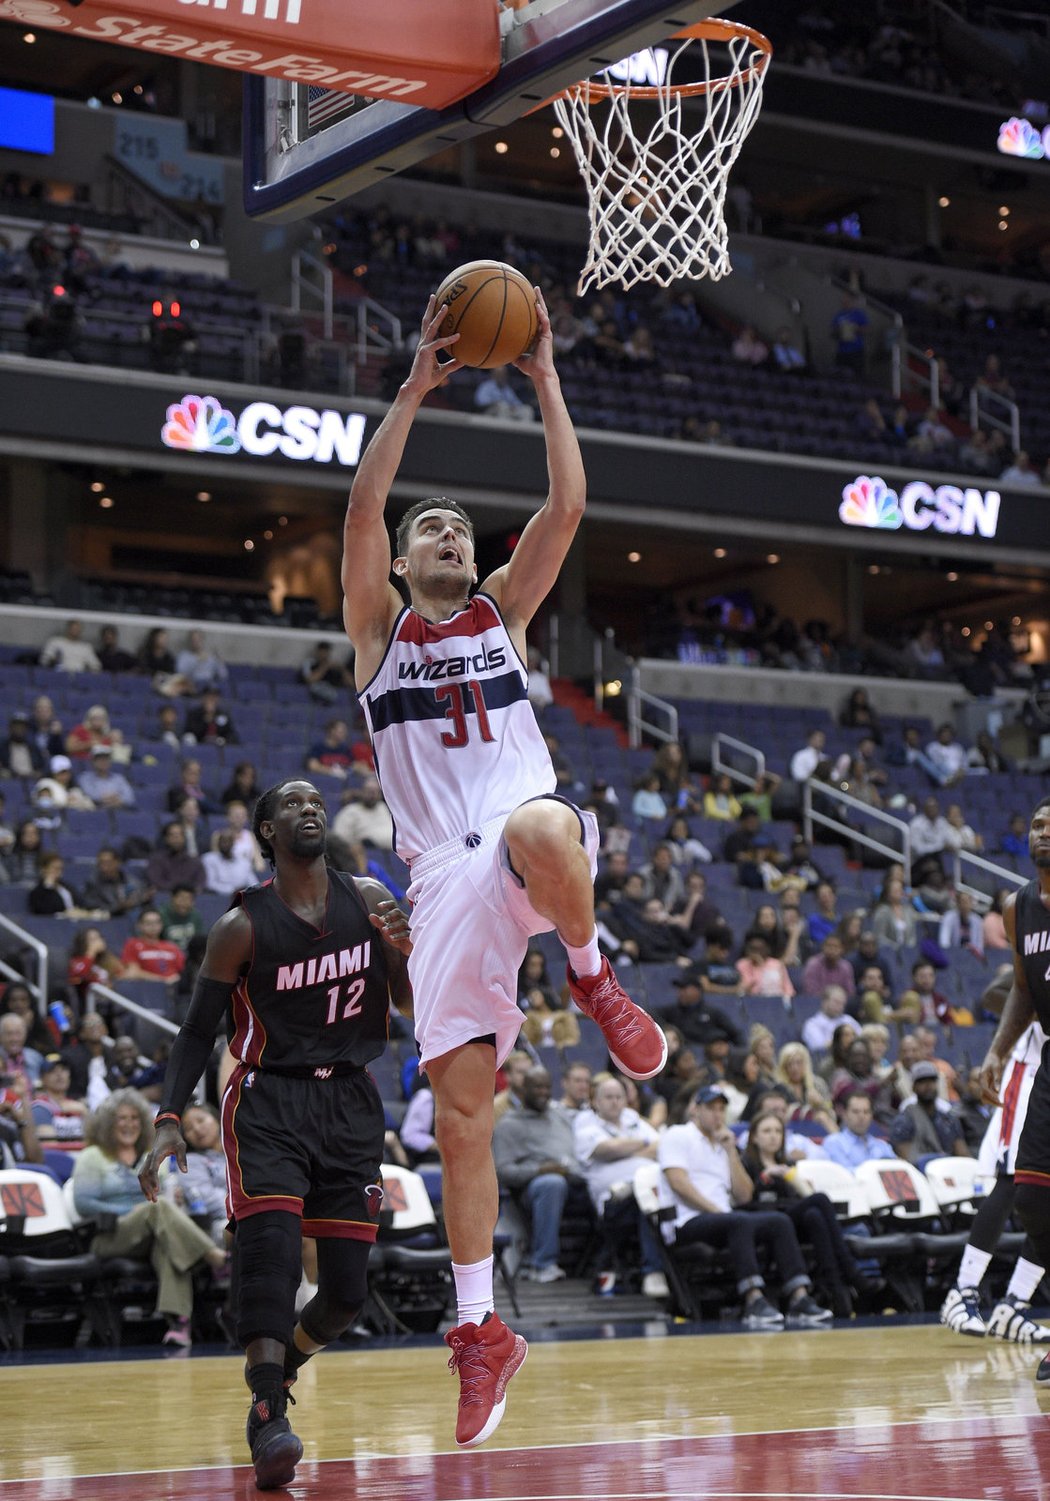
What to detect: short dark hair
<box><xmin>171</xmin><ymin>883</ymin><xmax>196</xmax><ymax>899</ymax></box>
<box><xmin>395</xmin><ymin>497</ymin><xmax>474</xmax><ymax>557</ymax></box>
<box><xmin>1032</xmin><ymin>797</ymin><xmax>1050</xmax><ymax>821</ymax></box>
<box><xmin>251</xmin><ymin>779</ymin><xmax>311</xmax><ymax>866</ymax></box>
<box><xmin>841</xmin><ymin>1087</ymin><xmax>873</xmax><ymax>1111</ymax></box>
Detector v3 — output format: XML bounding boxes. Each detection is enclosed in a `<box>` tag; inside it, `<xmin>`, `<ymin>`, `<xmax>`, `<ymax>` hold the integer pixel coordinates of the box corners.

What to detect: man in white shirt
<box><xmin>201</xmin><ymin>830</ymin><xmax>257</xmax><ymax>895</ymax></box>
<box><xmin>331</xmin><ymin>775</ymin><xmax>395</xmax><ymax>852</ymax></box>
<box><xmin>573</xmin><ymin>1075</ymin><xmax>667</xmax><ymax>1297</ymax></box>
<box><xmin>39</xmin><ymin>619</ymin><xmax>101</xmax><ymax>674</ymax></box>
<box><xmin>77</xmin><ymin>747</ymin><xmax>135</xmax><ymax>809</ymax></box>
<box><xmin>909</xmin><ymin>795</ymin><xmax>954</xmax><ymax>862</ymax></box>
<box><xmin>657</xmin><ymin>1084</ymin><xmax>832</xmax><ymax>1327</ymax></box>
<box><xmin>801</xmin><ymin>984</ymin><xmax>850</xmax><ymax>1055</ymax></box>
<box><xmin>789</xmin><ymin>729</ymin><xmax>827</xmax><ymax>783</ymax></box>
<box><xmin>925</xmin><ymin>724</ymin><xmax>967</xmax><ymax>786</ymax></box>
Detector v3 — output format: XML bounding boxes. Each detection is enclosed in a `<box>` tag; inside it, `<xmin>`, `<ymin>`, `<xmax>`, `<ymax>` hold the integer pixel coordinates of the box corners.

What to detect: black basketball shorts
<box><xmin>221</xmin><ymin>1063</ymin><xmax>386</xmax><ymax>1239</ymax></box>
<box><xmin>1014</xmin><ymin>1057</ymin><xmax>1050</xmax><ymax>1189</ymax></box>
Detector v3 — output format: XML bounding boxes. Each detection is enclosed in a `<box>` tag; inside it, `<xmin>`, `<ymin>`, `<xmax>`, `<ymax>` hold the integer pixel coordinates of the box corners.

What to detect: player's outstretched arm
<box><xmin>138</xmin><ymin>908</ymin><xmax>251</xmax><ymax>1200</ymax></box>
<box><xmin>979</xmin><ymin>893</ymin><xmax>1036</xmax><ymax>1105</ymax></box>
<box><xmin>483</xmin><ymin>288</ymin><xmax>586</xmax><ymax>632</ymax></box>
<box><xmin>343</xmin><ymin>297</ymin><xmax>462</xmax><ymax>659</ymax></box>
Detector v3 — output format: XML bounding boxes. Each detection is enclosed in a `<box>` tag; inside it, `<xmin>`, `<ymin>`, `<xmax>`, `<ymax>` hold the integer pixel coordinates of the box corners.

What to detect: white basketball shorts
<box><xmin>978</xmin><ymin>1056</ymin><xmax>1038</xmax><ymax>1177</ymax></box>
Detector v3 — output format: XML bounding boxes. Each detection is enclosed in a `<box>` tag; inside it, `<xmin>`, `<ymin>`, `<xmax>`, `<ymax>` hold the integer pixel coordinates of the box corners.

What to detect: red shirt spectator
<box><xmin>121</xmin><ymin>910</ymin><xmax>186</xmax><ymax>980</ymax></box>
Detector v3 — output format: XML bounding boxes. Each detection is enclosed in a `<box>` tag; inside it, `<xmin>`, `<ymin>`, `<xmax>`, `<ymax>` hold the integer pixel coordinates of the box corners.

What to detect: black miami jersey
<box><xmin>228</xmin><ymin>869</ymin><xmax>391</xmax><ymax>1070</ymax></box>
<box><xmin>1015</xmin><ymin>879</ymin><xmax>1050</xmax><ymax>1032</ymax></box>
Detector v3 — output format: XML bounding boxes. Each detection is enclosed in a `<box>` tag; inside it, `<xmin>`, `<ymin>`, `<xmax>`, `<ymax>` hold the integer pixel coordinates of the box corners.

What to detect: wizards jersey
<box><xmin>358</xmin><ymin>593</ymin><xmax>555</xmax><ymax>862</ymax></box>
<box><xmin>229</xmin><ymin>870</ymin><xmax>391</xmax><ymax>1069</ymax></box>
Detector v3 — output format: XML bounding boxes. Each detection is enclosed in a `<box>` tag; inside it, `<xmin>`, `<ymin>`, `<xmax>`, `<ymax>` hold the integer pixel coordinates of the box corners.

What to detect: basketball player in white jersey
<box><xmin>341</xmin><ymin>289</ymin><xmax>667</xmax><ymax>1447</ymax></box>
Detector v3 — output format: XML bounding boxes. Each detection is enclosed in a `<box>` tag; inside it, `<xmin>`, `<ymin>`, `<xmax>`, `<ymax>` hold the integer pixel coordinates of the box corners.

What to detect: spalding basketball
<box><xmin>433</xmin><ymin>260</ymin><xmax>538</xmax><ymax>369</ymax></box>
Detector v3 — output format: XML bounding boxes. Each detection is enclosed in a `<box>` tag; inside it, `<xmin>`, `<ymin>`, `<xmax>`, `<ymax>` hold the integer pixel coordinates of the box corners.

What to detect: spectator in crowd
<box><xmin>722</xmin><ymin>808</ymin><xmax>764</xmax><ymax>871</ymax></box>
<box><xmin>822</xmin><ymin>1089</ymin><xmax>895</xmax><ymax>1169</ymax></box>
<box><xmin>730</xmin><ymin>325</ymin><xmax>769</xmax><ymax>366</ymax></box>
<box><xmin>631</xmin><ymin>772</ymin><xmax>668</xmax><ymax>823</ymax></box>
<box><xmin>39</xmin><ymin>619</ymin><xmax>100</xmax><ymax>674</ymax></box>
<box><xmin>220</xmin><ymin>762</ymin><xmax>262</xmax><ymax>814</ymax></box>
<box><xmin>28</xmin><ymin>695</ymin><xmax>64</xmax><ymax>762</ymax></box>
<box><xmin>736</xmin><ymin>935</ymin><xmax>794</xmax><ymax>999</ymax></box>
<box><xmin>306</xmin><ymin>718</ymin><xmax>368</xmax><ymax>781</ymax></box>
<box><xmin>744</xmin><ymin>903</ymin><xmax>799</xmax><ymax>965</ymax></box>
<box><xmin>828</xmin><ymin>1037</ymin><xmax>882</xmax><ymax>1116</ymax></box>
<box><xmin>554</xmin><ymin>1062</ymin><xmax>594</xmax><ymax>1124</ymax></box>
<box><xmin>216</xmin><ymin>801</ymin><xmax>265</xmax><ymax>875</ymax></box>
<box><xmin>516</xmin><ymin>948</ymin><xmax>578</xmax><ymax>1052</ymax></box>
<box><xmin>871</xmin><ymin>875</ymin><xmax>918</xmax><ymax>950</ymax></box>
<box><xmin>1</xmin><ymin>983</ymin><xmax>54</xmax><ymax>1058</ymax></box>
<box><xmin>801</xmin><ymin>985</ymin><xmax>850</xmax><ymax>1056</ymax></box>
<box><xmin>78</xmin><ymin>746</ymin><xmax>135</xmax><ymax>809</ymax></box>
<box><xmin>925</xmin><ymin>724</ymin><xmax>967</xmax><ymax>786</ymax></box>
<box><xmin>120</xmin><ymin>908</ymin><xmax>186</xmax><ymax>984</ymax></box>
<box><xmin>67</xmin><ymin>924</ymin><xmax>126</xmax><ymax>1004</ymax></box>
<box><xmin>493</xmin><ymin>1065</ymin><xmax>589</xmax><ymax>1281</ymax></box>
<box><xmin>1000</xmin><ymin>450</ymin><xmax>1041</xmax><ymax>488</ymax></box>
<box><xmin>839</xmin><ymin>687</ymin><xmax>882</xmax><ymax>742</ymax></box>
<box><xmin>655</xmin><ymin>967</ymin><xmax>743</xmax><ymax>1050</ymax></box>
<box><xmin>0</xmin><ymin>1011</ymin><xmax>45</xmax><ymax>1092</ymax></box>
<box><xmin>148</xmin><ymin>703</ymin><xmax>183</xmax><ymax>751</ymax></box>
<box><xmin>849</xmin><ymin>929</ymin><xmax>894</xmax><ymax>990</ymax></box>
<box><xmin>773</xmin><ymin>1042</ymin><xmax>835</xmax><ymax>1126</ymax></box>
<box><xmin>702</xmin><ymin>773</ymin><xmax>742</xmax><ymax>821</ymax></box>
<box><xmin>801</xmin><ymin>935</ymin><xmax>856</xmax><ymax>1002</ymax></box>
<box><xmin>891</xmin><ymin>1062</ymin><xmax>970</xmax><ymax>1163</ymax></box>
<box><xmin>182</xmin><ymin>689</ymin><xmax>239</xmax><ymax>747</ymax></box>
<box><xmin>896</xmin><ymin>959</ymin><xmax>964</xmax><ymax>1028</ymax></box>
<box><xmin>159</xmin><ymin>885</ymin><xmax>206</xmax><ymax>952</ymax></box>
<box><xmin>332</xmin><ymin>775</ymin><xmax>395</xmax><ymax>852</ymax></box>
<box><xmin>939</xmin><ymin>890</ymin><xmax>984</xmax><ymax>955</ymax></box>
<box><xmin>31</xmin><ymin>1054</ymin><xmax>88</xmax><ymax>1147</ymax></box>
<box><xmin>856</xmin><ymin>397</ymin><xmax>887</xmax><ymax>440</ymax></box>
<box><xmin>967</xmin><ymin>730</ymin><xmax>1010</xmax><ymax>775</ymax></box>
<box><xmin>640</xmin><ymin>843</ymin><xmax>686</xmax><ymax>912</ymax></box>
<box><xmin>33</xmin><ymin>754</ymin><xmax>94</xmax><ymax>817</ymax></box>
<box><xmin>474</xmin><ymin>366</ymin><xmax>535</xmax><ymax>421</ymax></box>
<box><xmin>663</xmin><ymin>817</ymin><xmax>713</xmax><ymax>870</ymax></box>
<box><xmin>493</xmin><ymin>1049</ymin><xmax>532</xmax><ymax>1125</ymax></box>
<box><xmin>982</xmin><ymin>891</ymin><xmax>1011</xmax><ymax>951</ymax></box>
<box><xmin>29</xmin><ymin>853</ymin><xmax>105</xmax><ymax>920</ymax></box>
<box><xmin>943</xmin><ymin>802</ymin><xmax>982</xmax><ymax>855</ymax></box>
<box><xmin>526</xmin><ymin>646</ymin><xmax>553</xmax><ymax>711</ymax></box>
<box><xmin>954</xmin><ymin>1065</ymin><xmax>992</xmax><ymax>1153</ymax></box>
<box><xmin>594</xmin><ymin>849</ymin><xmax>632</xmax><ymax>910</ymax></box>
<box><xmin>7</xmin><ymin>819</ymin><xmax>44</xmax><ymax>883</ymax></box>
<box><xmin>854</xmin><ymin>962</ymin><xmax>901</xmax><ymax>1025</ymax></box>
<box><xmin>771</xmin><ymin>326</ymin><xmax>807</xmax><ymax>374</ymax></box>
<box><xmin>166</xmin><ymin>758</ymin><xmax>219</xmax><ymax>816</ymax></box>
<box><xmin>651</xmin><ymin>742</ymin><xmax>699</xmax><ymax>810</ymax></box>
<box><xmin>831</xmin><ymin>294</ymin><xmax>869</xmax><ymax>375</ymax></box>
<box><xmin>574</xmin><ymin>1074</ymin><xmax>668</xmax><ymax>1298</ymax></box>
<box><xmin>914</xmin><ymin>1024</ymin><xmax>960</xmax><ymax>1099</ymax></box>
<box><xmin>616</xmin><ymin>894</ymin><xmax>696</xmax><ymax>965</ymax></box>
<box><xmin>657</xmin><ymin>1084</ymin><xmax>832</xmax><ymax>1328</ymax></box>
<box><xmin>806</xmin><ymin>881</ymin><xmax>840</xmax><ymax>947</ymax></box>
<box><xmin>73</xmin><ymin>1088</ymin><xmax>226</xmax><ymax>1348</ymax></box>
<box><xmin>789</xmin><ymin>728</ymin><xmax>827</xmax><ymax>782</ymax></box>
<box><xmin>66</xmin><ymin>704</ymin><xmax>127</xmax><ymax>763</ymax></box>
<box><xmin>1</xmin><ymin>711</ymin><xmax>44</xmax><ymax>780</ymax></box>
<box><xmin>669</xmin><ymin>872</ymin><xmax>724</xmax><ymax>948</ymax></box>
<box><xmin>83</xmin><ymin>846</ymin><xmax>152</xmax><ymax>918</ymax></box>
<box><xmin>59</xmin><ymin>1012</ymin><xmax>111</xmax><ymax>1104</ymax></box>
<box><xmin>201</xmin><ymin>829</ymin><xmax>256</xmax><ymax>896</ymax></box>
<box><xmin>299</xmin><ymin>642</ymin><xmax>352</xmax><ymax>705</ymax></box>
<box><xmin>138</xmin><ymin>627</ymin><xmax>188</xmax><ymax>694</ymax></box>
<box><xmin>95</xmin><ymin>625</ymin><xmax>137</xmax><ymax>674</ymax></box>
<box><xmin>147</xmin><ymin>822</ymin><xmax>206</xmax><ymax>895</ymax></box>
<box><xmin>167</xmin><ymin>1102</ymin><xmax>229</xmax><ymax>1243</ymax></box>
<box><xmin>1001</xmin><ymin>813</ymin><xmax>1029</xmax><ymax>858</ymax></box>
<box><xmin>174</xmin><ymin>630</ymin><xmax>228</xmax><ymax>694</ymax></box>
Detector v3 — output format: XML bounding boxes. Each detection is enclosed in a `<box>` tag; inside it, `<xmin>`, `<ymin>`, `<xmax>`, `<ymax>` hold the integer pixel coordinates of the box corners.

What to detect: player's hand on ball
<box><xmin>405</xmin><ymin>295</ymin><xmax>462</xmax><ymax>394</ymax></box>
<box><xmin>370</xmin><ymin>899</ymin><xmax>412</xmax><ymax>956</ymax></box>
<box><xmin>978</xmin><ymin>1052</ymin><xmax>1004</xmax><ymax>1108</ymax></box>
<box><xmin>513</xmin><ymin>287</ymin><xmax>553</xmax><ymax>380</ymax></box>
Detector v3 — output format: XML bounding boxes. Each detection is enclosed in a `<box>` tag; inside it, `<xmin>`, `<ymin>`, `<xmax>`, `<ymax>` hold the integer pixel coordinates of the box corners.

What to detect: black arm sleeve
<box><xmin>157</xmin><ymin>976</ymin><xmax>237</xmax><ymax>1119</ymax></box>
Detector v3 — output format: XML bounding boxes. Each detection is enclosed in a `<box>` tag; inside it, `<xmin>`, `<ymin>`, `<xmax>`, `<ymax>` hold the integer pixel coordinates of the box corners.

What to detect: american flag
<box><xmin>306</xmin><ymin>86</ymin><xmax>359</xmax><ymax>132</ymax></box>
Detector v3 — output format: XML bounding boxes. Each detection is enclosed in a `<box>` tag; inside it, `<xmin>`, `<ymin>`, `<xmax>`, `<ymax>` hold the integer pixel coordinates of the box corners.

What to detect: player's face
<box><xmin>1030</xmin><ymin>807</ymin><xmax>1050</xmax><ymax>869</ymax></box>
<box><xmin>399</xmin><ymin>509</ymin><xmax>476</xmax><ymax>597</ymax></box>
<box><xmin>269</xmin><ymin>783</ymin><xmax>327</xmax><ymax>860</ymax></box>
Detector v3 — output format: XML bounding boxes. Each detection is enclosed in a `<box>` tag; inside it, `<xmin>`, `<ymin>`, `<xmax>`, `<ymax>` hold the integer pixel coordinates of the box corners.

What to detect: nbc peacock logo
<box><xmin>162</xmin><ymin>394</ymin><xmax>242</xmax><ymax>454</ymax></box>
<box><xmin>997</xmin><ymin>117</ymin><xmax>1045</xmax><ymax>160</ymax></box>
<box><xmin>838</xmin><ymin>475</ymin><xmax>903</xmax><ymax>531</ymax></box>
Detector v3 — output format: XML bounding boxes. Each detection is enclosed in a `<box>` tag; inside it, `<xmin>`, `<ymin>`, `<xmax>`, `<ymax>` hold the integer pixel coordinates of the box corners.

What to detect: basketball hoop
<box><xmin>551</xmin><ymin>19</ymin><xmax>772</xmax><ymax>294</ymax></box>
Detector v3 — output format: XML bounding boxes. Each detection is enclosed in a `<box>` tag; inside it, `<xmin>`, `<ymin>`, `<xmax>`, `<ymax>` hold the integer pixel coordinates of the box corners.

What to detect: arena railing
<box><xmin>85</xmin><ymin>982</ymin><xmax>180</xmax><ymax>1042</ymax></box>
<box><xmin>0</xmin><ymin>915</ymin><xmax>48</xmax><ymax>1018</ymax></box>
<box><xmin>712</xmin><ymin>733</ymin><xmax>766</xmax><ymax>791</ymax></box>
<box><xmin>802</xmin><ymin>779</ymin><xmax>911</xmax><ymax>879</ymax></box>
<box><xmin>951</xmin><ymin>847</ymin><xmax>1025</xmax><ymax>908</ymax></box>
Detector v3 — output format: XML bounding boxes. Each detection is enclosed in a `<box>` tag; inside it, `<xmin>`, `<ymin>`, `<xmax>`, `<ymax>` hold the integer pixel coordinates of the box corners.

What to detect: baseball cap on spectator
<box><xmin>40</xmin><ymin>1054</ymin><xmax>65</xmax><ymax>1076</ymax></box>
<box><xmin>49</xmin><ymin>755</ymin><xmax>73</xmax><ymax>774</ymax></box>
<box><xmin>90</xmin><ymin>744</ymin><xmax>113</xmax><ymax>758</ymax></box>
<box><xmin>10</xmin><ymin>710</ymin><xmax>28</xmax><ymax>723</ymax></box>
<box><xmin>694</xmin><ymin>1085</ymin><xmax>729</xmax><ymax>1106</ymax></box>
<box><xmin>911</xmin><ymin>1062</ymin><xmax>940</xmax><ymax>1082</ymax></box>
<box><xmin>673</xmin><ymin>970</ymin><xmax>703</xmax><ymax>989</ymax></box>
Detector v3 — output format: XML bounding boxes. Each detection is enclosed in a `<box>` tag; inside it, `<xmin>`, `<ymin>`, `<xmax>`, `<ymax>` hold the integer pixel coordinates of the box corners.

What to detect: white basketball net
<box><xmin>552</xmin><ymin>22</ymin><xmax>771</xmax><ymax>294</ymax></box>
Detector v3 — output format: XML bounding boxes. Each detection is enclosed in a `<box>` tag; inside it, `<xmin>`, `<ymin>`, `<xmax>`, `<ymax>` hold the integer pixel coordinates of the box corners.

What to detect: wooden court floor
<box><xmin>2</xmin><ymin>1321</ymin><xmax>1050</xmax><ymax>1500</ymax></box>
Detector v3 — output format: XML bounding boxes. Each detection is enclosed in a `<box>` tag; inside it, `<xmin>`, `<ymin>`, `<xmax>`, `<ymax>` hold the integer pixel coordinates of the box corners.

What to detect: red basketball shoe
<box><xmin>445</xmin><ymin>1311</ymin><xmax>528</xmax><ymax>1448</ymax></box>
<box><xmin>567</xmin><ymin>958</ymin><xmax>669</xmax><ymax>1081</ymax></box>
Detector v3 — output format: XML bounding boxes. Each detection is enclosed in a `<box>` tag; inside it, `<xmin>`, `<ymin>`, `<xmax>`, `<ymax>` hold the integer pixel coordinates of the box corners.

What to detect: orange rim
<box><xmin>550</xmin><ymin>18</ymin><xmax>772</xmax><ymax>105</ymax></box>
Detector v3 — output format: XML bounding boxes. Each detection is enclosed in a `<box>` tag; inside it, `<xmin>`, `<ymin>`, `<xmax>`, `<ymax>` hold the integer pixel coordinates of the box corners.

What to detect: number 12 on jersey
<box><xmin>435</xmin><ymin>678</ymin><xmax>495</xmax><ymax>748</ymax></box>
<box><xmin>326</xmin><ymin>979</ymin><xmax>365</xmax><ymax>1025</ymax></box>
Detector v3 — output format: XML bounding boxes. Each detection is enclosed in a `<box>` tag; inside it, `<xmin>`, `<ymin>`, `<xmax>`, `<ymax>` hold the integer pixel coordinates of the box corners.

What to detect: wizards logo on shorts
<box><xmin>364</xmin><ymin>1182</ymin><xmax>384</xmax><ymax>1220</ymax></box>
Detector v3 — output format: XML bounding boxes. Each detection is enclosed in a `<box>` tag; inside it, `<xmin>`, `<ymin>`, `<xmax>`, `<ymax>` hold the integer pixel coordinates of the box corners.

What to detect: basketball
<box><xmin>432</xmin><ymin>260</ymin><xmax>538</xmax><ymax>369</ymax></box>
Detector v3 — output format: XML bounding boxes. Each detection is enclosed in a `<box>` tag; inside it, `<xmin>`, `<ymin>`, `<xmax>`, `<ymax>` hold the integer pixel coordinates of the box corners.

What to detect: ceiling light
<box><xmin>984</xmin><ymin>621</ymin><xmax>994</xmax><ymax>631</ymax></box>
<box><xmin>713</xmin><ymin>547</ymin><xmax>726</xmax><ymax>559</ymax></box>
<box><xmin>189</xmin><ymin>238</ymin><xmax>200</xmax><ymax>250</ymax></box>
<box><xmin>999</xmin><ymin>205</ymin><xmax>1010</xmax><ymax>215</ymax></box>
<box><xmin>196</xmin><ymin>490</ymin><xmax>211</xmax><ymax>502</ymax></box>
<box><xmin>263</xmin><ymin>529</ymin><xmax>274</xmax><ymax>541</ymax></box>
<box><xmin>999</xmin><ymin>220</ymin><xmax>1009</xmax><ymax>231</ymax></box>
<box><xmin>627</xmin><ymin>551</ymin><xmax>641</xmax><ymax>563</ymax></box>
<box><xmin>244</xmin><ymin>539</ymin><xmax>255</xmax><ymax>552</ymax></box>
<box><xmin>946</xmin><ymin>571</ymin><xmax>958</xmax><ymax>581</ymax></box>
<box><xmin>99</xmin><ymin>496</ymin><xmax>114</xmax><ymax>509</ymax></box>
<box><xmin>552</xmin><ymin>126</ymin><xmax>564</xmax><ymax>139</ymax></box>
<box><xmin>868</xmin><ymin>564</ymin><xmax>880</xmax><ymax>575</ymax></box>
<box><xmin>1012</xmin><ymin>616</ymin><xmax>1021</xmax><ymax>626</ymax></box>
<box><xmin>133</xmin><ymin>84</ymin><xmax>143</xmax><ymax>95</ymax></box>
<box><xmin>961</xmin><ymin>627</ymin><xmax>971</xmax><ymax>637</ymax></box>
<box><xmin>90</xmin><ymin>481</ymin><xmax>104</xmax><ymax>493</ymax></box>
<box><xmin>278</xmin><ymin>515</ymin><xmax>288</xmax><ymax>526</ymax></box>
<box><xmin>23</xmin><ymin>31</ymin><xmax>36</xmax><ymax>43</ymax></box>
<box><xmin>938</xmin><ymin>196</ymin><xmax>949</xmax><ymax>207</ymax></box>
<box><xmin>550</xmin><ymin>147</ymin><xmax>560</xmax><ymax>158</ymax></box>
<box><xmin>766</xmin><ymin>553</ymin><xmax>779</xmax><ymax>564</ymax></box>
<box><xmin>494</xmin><ymin>141</ymin><xmax>509</xmax><ymax>155</ymax></box>
<box><xmin>111</xmin><ymin>92</ymin><xmax>122</xmax><ymax>104</ymax></box>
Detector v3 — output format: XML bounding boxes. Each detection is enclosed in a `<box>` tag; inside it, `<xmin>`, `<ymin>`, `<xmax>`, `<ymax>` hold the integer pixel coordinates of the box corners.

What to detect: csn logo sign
<box><xmin>839</xmin><ymin>475</ymin><xmax>1001</xmax><ymax>539</ymax></box>
<box><xmin>161</xmin><ymin>393</ymin><xmax>366</xmax><ymax>466</ymax></box>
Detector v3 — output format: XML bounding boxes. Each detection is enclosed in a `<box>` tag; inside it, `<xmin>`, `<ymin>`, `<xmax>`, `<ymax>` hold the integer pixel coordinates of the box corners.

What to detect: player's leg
<box><xmin>503</xmin><ymin>797</ymin><xmax>667</xmax><ymax>1080</ymax></box>
<box><xmin>1005</xmin><ymin>1066</ymin><xmax>1050</xmax><ymax>1373</ymax></box>
<box><xmin>234</xmin><ymin>1210</ymin><xmax>305</xmax><ymax>1490</ymax></box>
<box><xmin>282</xmin><ymin>1235</ymin><xmax>372</xmax><ymax>1382</ymax></box>
<box><xmin>941</xmin><ymin>1173</ymin><xmax>1016</xmax><ymax>1336</ymax></box>
<box><xmin>427</xmin><ymin>1040</ymin><xmax>528</xmax><ymax>1449</ymax></box>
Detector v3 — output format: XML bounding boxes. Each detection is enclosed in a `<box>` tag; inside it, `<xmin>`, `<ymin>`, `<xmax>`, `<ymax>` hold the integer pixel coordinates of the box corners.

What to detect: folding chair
<box><xmin>632</xmin><ymin>1162</ymin><xmax>735</xmax><ymax>1322</ymax></box>
<box><xmin>366</xmin><ymin>1163</ymin><xmax>453</xmax><ymax>1334</ymax></box>
<box><xmin>793</xmin><ymin>1160</ymin><xmax>869</xmax><ymax>1221</ymax></box>
<box><xmin>0</xmin><ymin>1169</ymin><xmax>109</xmax><ymax>1349</ymax></box>
<box><xmin>848</xmin><ymin>1158</ymin><xmax>970</xmax><ymax>1313</ymax></box>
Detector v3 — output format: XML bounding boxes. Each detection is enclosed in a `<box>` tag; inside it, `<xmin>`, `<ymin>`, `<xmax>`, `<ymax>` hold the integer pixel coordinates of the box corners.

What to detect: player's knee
<box><xmin>234</xmin><ymin>1210</ymin><xmax>302</xmax><ymax>1346</ymax></box>
<box><xmin>504</xmin><ymin>800</ymin><xmax>580</xmax><ymax>869</ymax></box>
<box><xmin>1013</xmin><ymin>1183</ymin><xmax>1050</xmax><ymax>1241</ymax></box>
<box><xmin>300</xmin><ymin>1240</ymin><xmax>371</xmax><ymax>1345</ymax></box>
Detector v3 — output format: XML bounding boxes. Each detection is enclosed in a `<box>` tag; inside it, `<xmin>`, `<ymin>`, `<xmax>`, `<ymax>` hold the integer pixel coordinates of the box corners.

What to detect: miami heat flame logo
<box><xmin>364</xmin><ymin>1182</ymin><xmax>385</xmax><ymax>1219</ymax></box>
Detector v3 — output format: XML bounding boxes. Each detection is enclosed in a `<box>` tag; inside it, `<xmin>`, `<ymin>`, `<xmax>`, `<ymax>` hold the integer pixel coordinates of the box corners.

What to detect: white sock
<box><xmin>453</xmin><ymin>1255</ymin><xmax>494</xmax><ymax>1326</ymax></box>
<box><xmin>295</xmin><ymin>1275</ymin><xmax>318</xmax><ymax>1315</ymax></box>
<box><xmin>564</xmin><ymin>932</ymin><xmax>602</xmax><ymax>979</ymax></box>
<box><xmin>956</xmin><ymin>1246</ymin><xmax>992</xmax><ymax>1291</ymax></box>
<box><xmin>1006</xmin><ymin>1257</ymin><xmax>1045</xmax><ymax>1304</ymax></box>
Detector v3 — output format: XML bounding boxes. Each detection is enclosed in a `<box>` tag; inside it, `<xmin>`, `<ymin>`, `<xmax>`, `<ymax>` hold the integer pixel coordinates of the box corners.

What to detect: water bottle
<box><xmin>48</xmin><ymin>1001</ymin><xmax>68</xmax><ymax>1035</ymax></box>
